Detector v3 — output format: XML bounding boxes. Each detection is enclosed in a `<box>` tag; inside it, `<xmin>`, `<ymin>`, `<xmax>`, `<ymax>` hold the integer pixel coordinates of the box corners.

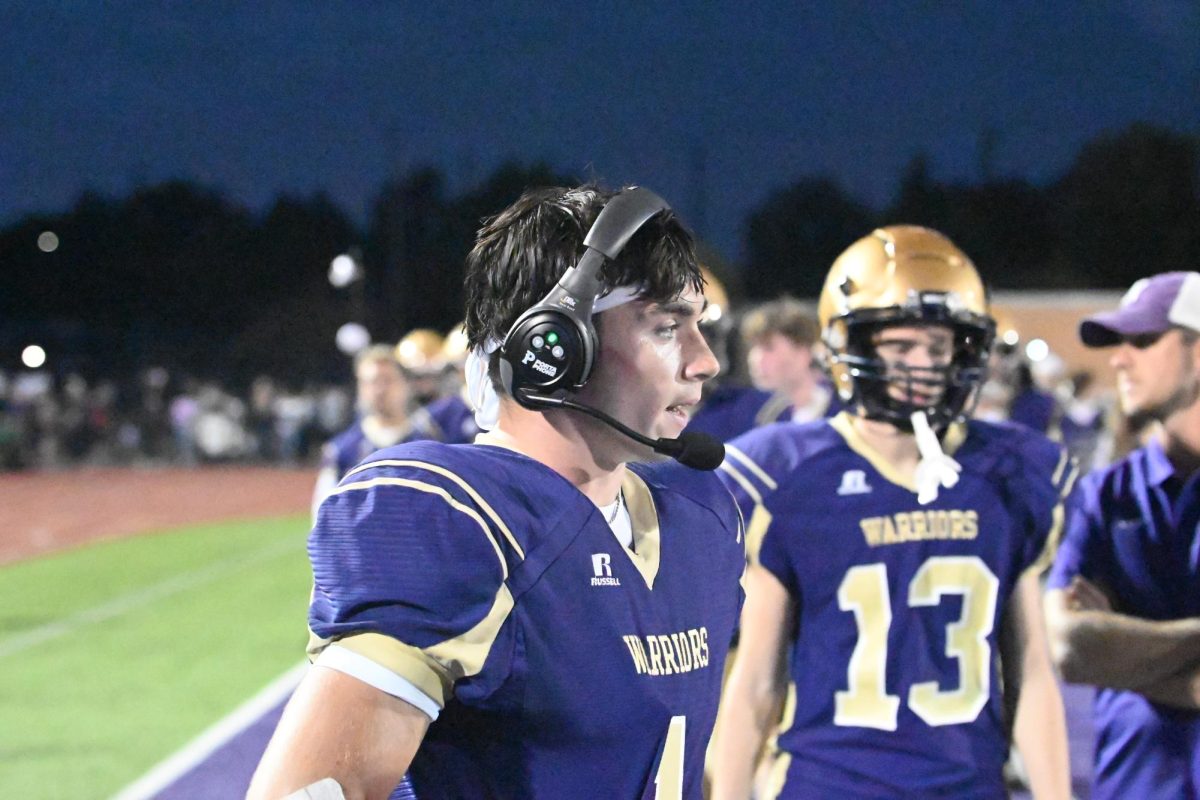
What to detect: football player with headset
<box><xmin>710</xmin><ymin>226</ymin><xmax>1075</xmax><ymax>799</ymax></box>
<box><xmin>249</xmin><ymin>186</ymin><xmax>743</xmax><ymax>800</ymax></box>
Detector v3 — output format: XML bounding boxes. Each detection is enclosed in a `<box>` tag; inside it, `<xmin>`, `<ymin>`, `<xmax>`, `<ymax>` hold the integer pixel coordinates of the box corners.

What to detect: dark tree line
<box><xmin>0</xmin><ymin>124</ymin><xmax>1195</xmax><ymax>385</ymax></box>
<box><xmin>743</xmin><ymin>124</ymin><xmax>1200</xmax><ymax>299</ymax></box>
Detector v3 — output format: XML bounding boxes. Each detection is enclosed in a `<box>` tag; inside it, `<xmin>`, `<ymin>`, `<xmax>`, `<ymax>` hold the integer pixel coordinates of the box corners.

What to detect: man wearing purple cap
<box><xmin>1045</xmin><ymin>271</ymin><xmax>1200</xmax><ymax>800</ymax></box>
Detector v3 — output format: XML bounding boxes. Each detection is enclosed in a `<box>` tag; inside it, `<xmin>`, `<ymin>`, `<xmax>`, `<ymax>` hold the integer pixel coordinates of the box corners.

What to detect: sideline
<box><xmin>109</xmin><ymin>662</ymin><xmax>307</xmax><ymax>800</ymax></box>
<box><xmin>0</xmin><ymin>536</ymin><xmax>301</xmax><ymax>659</ymax></box>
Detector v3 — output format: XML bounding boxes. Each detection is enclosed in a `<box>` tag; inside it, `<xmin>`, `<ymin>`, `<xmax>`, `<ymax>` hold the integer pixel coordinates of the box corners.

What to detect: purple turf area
<box><xmin>154</xmin><ymin>697</ymin><xmax>287</xmax><ymax>799</ymax></box>
<box><xmin>140</xmin><ymin>682</ymin><xmax>1097</xmax><ymax>798</ymax></box>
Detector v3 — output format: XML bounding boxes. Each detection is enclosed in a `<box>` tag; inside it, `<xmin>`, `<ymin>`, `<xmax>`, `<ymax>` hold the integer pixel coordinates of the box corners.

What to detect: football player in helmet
<box><xmin>711</xmin><ymin>226</ymin><xmax>1074</xmax><ymax>799</ymax></box>
<box><xmin>422</xmin><ymin>322</ymin><xmax>482</xmax><ymax>444</ymax></box>
<box><xmin>396</xmin><ymin>328</ymin><xmax>449</xmax><ymax>406</ymax></box>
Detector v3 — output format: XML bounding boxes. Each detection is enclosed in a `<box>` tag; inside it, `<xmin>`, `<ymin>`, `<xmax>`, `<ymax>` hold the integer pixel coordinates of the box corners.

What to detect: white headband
<box><xmin>464</xmin><ymin>284</ymin><xmax>646</xmax><ymax>431</ymax></box>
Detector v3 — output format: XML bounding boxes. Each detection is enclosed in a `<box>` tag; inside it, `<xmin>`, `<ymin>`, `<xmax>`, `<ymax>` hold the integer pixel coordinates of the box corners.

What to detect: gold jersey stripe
<box><xmin>719</xmin><ymin>460</ymin><xmax>763</xmax><ymax>505</ymax></box>
<box><xmin>332</xmin><ymin>476</ymin><xmax>508</xmax><ymax>579</ymax></box>
<box><xmin>754</xmin><ymin>393</ymin><xmax>792</xmax><ymax>428</ymax></box>
<box><xmin>1029</xmin><ymin>457</ymin><xmax>1081</xmax><ymax>575</ymax></box>
<box><xmin>346</xmin><ymin>459</ymin><xmax>526</xmax><ymax>560</ymax></box>
<box><xmin>941</xmin><ymin>420</ymin><xmax>968</xmax><ymax>456</ymax></box>
<box><xmin>719</xmin><ymin>459</ymin><xmax>771</xmax><ymax>563</ymax></box>
<box><xmin>1052</xmin><ymin>448</ymin><xmax>1071</xmax><ymax>486</ymax></box>
<box><xmin>744</xmin><ymin>505</ymin><xmax>774</xmax><ymax>566</ymax></box>
<box><xmin>425</xmin><ymin>582</ymin><xmax>515</xmax><ymax>684</ymax></box>
<box><xmin>307</xmin><ymin>582</ymin><xmax>517</xmax><ymax>709</ymax></box>
<box><xmin>725</xmin><ymin>444</ymin><xmax>778</xmax><ymax>491</ymax></box>
<box><xmin>620</xmin><ymin>469</ymin><xmax>662</xmax><ymax>590</ymax></box>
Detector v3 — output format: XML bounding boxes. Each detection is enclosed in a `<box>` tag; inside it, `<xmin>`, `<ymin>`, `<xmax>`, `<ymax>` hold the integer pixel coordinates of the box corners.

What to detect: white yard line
<box><xmin>0</xmin><ymin>536</ymin><xmax>301</xmax><ymax>659</ymax></box>
<box><xmin>109</xmin><ymin>661</ymin><xmax>308</xmax><ymax>800</ymax></box>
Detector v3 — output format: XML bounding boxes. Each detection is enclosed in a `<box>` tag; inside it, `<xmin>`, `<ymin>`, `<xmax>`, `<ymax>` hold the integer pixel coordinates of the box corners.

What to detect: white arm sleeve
<box><xmin>314</xmin><ymin>644</ymin><xmax>441</xmax><ymax>721</ymax></box>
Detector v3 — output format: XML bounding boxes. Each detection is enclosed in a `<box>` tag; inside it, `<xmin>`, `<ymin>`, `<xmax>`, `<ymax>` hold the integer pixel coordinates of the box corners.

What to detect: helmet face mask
<box><xmin>819</xmin><ymin>226</ymin><xmax>995</xmax><ymax>431</ymax></box>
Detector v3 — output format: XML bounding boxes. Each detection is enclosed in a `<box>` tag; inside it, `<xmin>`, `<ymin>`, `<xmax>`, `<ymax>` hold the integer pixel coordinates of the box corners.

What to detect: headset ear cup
<box><xmin>500</xmin><ymin>308</ymin><xmax>592</xmax><ymax>404</ymax></box>
<box><xmin>496</xmin><ymin>188</ymin><xmax>671</xmax><ymax>411</ymax></box>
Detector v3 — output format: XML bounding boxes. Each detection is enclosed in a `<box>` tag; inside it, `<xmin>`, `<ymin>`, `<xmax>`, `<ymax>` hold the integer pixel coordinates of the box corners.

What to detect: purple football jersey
<box><xmin>719</xmin><ymin>413</ymin><xmax>1077</xmax><ymax>799</ymax></box>
<box><xmin>308</xmin><ymin>441</ymin><xmax>745</xmax><ymax>799</ymax></box>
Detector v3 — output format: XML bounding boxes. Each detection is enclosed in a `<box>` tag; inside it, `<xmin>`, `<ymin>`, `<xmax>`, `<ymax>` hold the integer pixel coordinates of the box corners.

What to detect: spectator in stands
<box><xmin>1059</xmin><ymin>370</ymin><xmax>1115</xmax><ymax>473</ymax></box>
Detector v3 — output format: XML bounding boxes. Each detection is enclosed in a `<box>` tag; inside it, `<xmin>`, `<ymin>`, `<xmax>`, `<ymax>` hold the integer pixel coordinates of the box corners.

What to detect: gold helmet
<box><xmin>818</xmin><ymin>225</ymin><xmax>994</xmax><ymax>428</ymax></box>
<box><xmin>395</xmin><ymin>328</ymin><xmax>447</xmax><ymax>375</ymax></box>
<box><xmin>441</xmin><ymin>322</ymin><xmax>470</xmax><ymax>366</ymax></box>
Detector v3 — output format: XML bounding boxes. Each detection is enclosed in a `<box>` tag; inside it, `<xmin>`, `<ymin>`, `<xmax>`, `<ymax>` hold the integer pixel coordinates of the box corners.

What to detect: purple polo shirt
<box><xmin>1048</xmin><ymin>437</ymin><xmax>1200</xmax><ymax>800</ymax></box>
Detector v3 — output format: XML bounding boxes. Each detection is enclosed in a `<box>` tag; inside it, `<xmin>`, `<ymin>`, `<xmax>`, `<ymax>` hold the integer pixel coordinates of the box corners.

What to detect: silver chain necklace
<box><xmin>606</xmin><ymin>491</ymin><xmax>624</xmax><ymax>525</ymax></box>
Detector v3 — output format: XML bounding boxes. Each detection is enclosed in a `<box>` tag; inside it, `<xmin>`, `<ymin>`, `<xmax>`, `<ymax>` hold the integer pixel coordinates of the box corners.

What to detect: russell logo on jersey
<box><xmin>591</xmin><ymin>553</ymin><xmax>621</xmax><ymax>586</ymax></box>
<box><xmin>837</xmin><ymin>470</ymin><xmax>873</xmax><ymax>496</ymax></box>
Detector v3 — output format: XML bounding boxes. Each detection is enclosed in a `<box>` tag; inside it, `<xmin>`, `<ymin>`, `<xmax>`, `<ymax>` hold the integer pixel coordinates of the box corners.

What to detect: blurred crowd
<box><xmin>0</xmin><ymin>366</ymin><xmax>350</xmax><ymax>471</ymax></box>
<box><xmin>0</xmin><ymin>277</ymin><xmax>1123</xmax><ymax>476</ymax></box>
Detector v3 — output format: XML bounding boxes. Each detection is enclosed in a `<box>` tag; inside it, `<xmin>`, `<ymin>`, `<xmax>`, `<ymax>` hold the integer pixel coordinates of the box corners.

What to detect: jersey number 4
<box><xmin>835</xmin><ymin>555</ymin><xmax>999</xmax><ymax>731</ymax></box>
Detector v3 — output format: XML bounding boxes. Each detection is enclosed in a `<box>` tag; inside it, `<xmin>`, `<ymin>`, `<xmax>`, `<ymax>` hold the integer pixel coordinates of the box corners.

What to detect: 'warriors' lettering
<box><xmin>623</xmin><ymin>627</ymin><xmax>710</xmax><ymax>676</ymax></box>
<box><xmin>859</xmin><ymin>509</ymin><xmax>979</xmax><ymax>547</ymax></box>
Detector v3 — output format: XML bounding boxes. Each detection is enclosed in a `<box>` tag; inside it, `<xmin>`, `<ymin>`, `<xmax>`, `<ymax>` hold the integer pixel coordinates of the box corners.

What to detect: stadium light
<box><xmin>329</xmin><ymin>253</ymin><xmax>362</xmax><ymax>288</ymax></box>
<box><xmin>1025</xmin><ymin>338</ymin><xmax>1050</xmax><ymax>363</ymax></box>
<box><xmin>22</xmin><ymin>344</ymin><xmax>47</xmax><ymax>369</ymax></box>
<box><xmin>336</xmin><ymin>322</ymin><xmax>370</xmax><ymax>355</ymax></box>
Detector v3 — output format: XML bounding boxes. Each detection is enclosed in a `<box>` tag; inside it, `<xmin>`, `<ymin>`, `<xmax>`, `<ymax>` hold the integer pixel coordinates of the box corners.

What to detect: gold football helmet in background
<box><xmin>817</xmin><ymin>225</ymin><xmax>995</xmax><ymax>429</ymax></box>
<box><xmin>395</xmin><ymin>328</ymin><xmax>447</xmax><ymax>375</ymax></box>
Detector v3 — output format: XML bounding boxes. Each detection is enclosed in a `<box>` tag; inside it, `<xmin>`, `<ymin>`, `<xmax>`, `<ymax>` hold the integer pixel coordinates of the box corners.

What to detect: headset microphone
<box><xmin>520</xmin><ymin>392</ymin><xmax>726</xmax><ymax>471</ymax></box>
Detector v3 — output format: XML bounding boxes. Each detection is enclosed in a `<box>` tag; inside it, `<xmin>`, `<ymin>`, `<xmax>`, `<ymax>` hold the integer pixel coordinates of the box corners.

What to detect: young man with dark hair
<box><xmin>1044</xmin><ymin>271</ymin><xmax>1200</xmax><ymax>800</ymax></box>
<box><xmin>250</xmin><ymin>186</ymin><xmax>744</xmax><ymax>800</ymax></box>
<box><xmin>710</xmin><ymin>226</ymin><xmax>1073</xmax><ymax>799</ymax></box>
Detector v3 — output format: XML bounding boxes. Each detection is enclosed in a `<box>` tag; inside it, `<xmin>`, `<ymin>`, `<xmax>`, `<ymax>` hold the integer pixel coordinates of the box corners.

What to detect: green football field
<box><xmin>0</xmin><ymin>515</ymin><xmax>312</xmax><ymax>799</ymax></box>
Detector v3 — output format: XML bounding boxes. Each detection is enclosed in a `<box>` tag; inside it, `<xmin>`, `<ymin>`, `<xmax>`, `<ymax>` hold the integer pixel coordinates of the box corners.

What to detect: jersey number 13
<box><xmin>835</xmin><ymin>555</ymin><xmax>999</xmax><ymax>730</ymax></box>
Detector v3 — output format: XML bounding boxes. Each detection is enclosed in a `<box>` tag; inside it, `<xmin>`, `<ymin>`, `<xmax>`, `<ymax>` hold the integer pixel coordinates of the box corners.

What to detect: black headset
<box><xmin>498</xmin><ymin>187</ymin><xmax>671</xmax><ymax>409</ymax></box>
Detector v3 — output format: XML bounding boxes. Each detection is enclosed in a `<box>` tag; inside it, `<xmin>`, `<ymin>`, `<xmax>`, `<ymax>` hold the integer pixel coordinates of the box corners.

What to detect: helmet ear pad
<box><xmin>499</xmin><ymin>306</ymin><xmax>598</xmax><ymax>410</ymax></box>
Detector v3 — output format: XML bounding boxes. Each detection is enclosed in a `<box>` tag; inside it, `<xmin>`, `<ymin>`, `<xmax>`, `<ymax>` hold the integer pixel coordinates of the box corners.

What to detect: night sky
<box><xmin>3</xmin><ymin>1</ymin><xmax>1197</xmax><ymax>260</ymax></box>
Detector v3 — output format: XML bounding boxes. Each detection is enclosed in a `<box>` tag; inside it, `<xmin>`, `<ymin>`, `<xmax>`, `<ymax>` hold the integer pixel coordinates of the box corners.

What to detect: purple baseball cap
<box><xmin>1080</xmin><ymin>271</ymin><xmax>1200</xmax><ymax>348</ymax></box>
